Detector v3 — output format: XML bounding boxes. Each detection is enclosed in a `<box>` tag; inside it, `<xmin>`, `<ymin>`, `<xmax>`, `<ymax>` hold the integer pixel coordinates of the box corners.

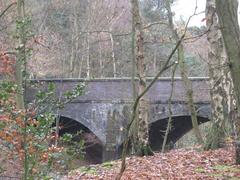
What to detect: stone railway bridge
<box><xmin>26</xmin><ymin>77</ymin><xmax>211</xmax><ymax>163</ymax></box>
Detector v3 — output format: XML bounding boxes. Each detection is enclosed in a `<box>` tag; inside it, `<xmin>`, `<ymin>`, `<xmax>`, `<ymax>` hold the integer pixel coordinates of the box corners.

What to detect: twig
<box><xmin>79</xmin><ymin>30</ymin><xmax>132</xmax><ymax>37</ymax></box>
<box><xmin>0</xmin><ymin>2</ymin><xmax>17</xmax><ymax>19</ymax></box>
<box><xmin>143</xmin><ymin>21</ymin><xmax>168</xmax><ymax>29</ymax></box>
<box><xmin>183</xmin><ymin>30</ymin><xmax>208</xmax><ymax>43</ymax></box>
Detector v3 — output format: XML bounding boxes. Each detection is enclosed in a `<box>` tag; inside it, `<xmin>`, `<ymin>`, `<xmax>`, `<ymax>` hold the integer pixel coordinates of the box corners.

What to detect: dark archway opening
<box><xmin>57</xmin><ymin>116</ymin><xmax>103</xmax><ymax>165</ymax></box>
<box><xmin>149</xmin><ymin>116</ymin><xmax>210</xmax><ymax>151</ymax></box>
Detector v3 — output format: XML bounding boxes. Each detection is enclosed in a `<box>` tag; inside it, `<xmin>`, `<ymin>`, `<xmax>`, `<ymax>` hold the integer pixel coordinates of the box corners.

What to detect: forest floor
<box><xmin>64</xmin><ymin>144</ymin><xmax>240</xmax><ymax>180</ymax></box>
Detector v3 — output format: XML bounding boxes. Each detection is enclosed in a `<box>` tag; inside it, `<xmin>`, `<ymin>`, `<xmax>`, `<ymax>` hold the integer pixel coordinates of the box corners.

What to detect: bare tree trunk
<box><xmin>109</xmin><ymin>32</ymin><xmax>117</xmax><ymax>78</ymax></box>
<box><xmin>69</xmin><ymin>33</ymin><xmax>75</xmax><ymax>77</ymax></box>
<box><xmin>153</xmin><ymin>46</ymin><xmax>157</xmax><ymax>75</ymax></box>
<box><xmin>204</xmin><ymin>0</ymin><xmax>235</xmax><ymax>150</ymax></box>
<box><xmin>74</xmin><ymin>38</ymin><xmax>80</xmax><ymax>77</ymax></box>
<box><xmin>216</xmin><ymin>0</ymin><xmax>240</xmax><ymax>164</ymax></box>
<box><xmin>165</xmin><ymin>0</ymin><xmax>203</xmax><ymax>144</ymax></box>
<box><xmin>78</xmin><ymin>35</ymin><xmax>85</xmax><ymax>78</ymax></box>
<box><xmin>78</xmin><ymin>54</ymin><xmax>84</xmax><ymax>78</ymax></box>
<box><xmin>86</xmin><ymin>32</ymin><xmax>91</xmax><ymax>79</ymax></box>
<box><xmin>179</xmin><ymin>44</ymin><xmax>204</xmax><ymax>144</ymax></box>
<box><xmin>69</xmin><ymin>3</ymin><xmax>79</xmax><ymax>78</ymax></box>
<box><xmin>131</xmin><ymin>0</ymin><xmax>153</xmax><ymax>156</ymax></box>
<box><xmin>16</xmin><ymin>0</ymin><xmax>26</xmax><ymax>110</ymax></box>
<box><xmin>16</xmin><ymin>1</ymin><xmax>28</xmax><ymax>179</ymax></box>
<box><xmin>162</xmin><ymin>64</ymin><xmax>177</xmax><ymax>152</ymax></box>
<box><xmin>130</xmin><ymin>15</ymin><xmax>138</xmax><ymax>153</ymax></box>
<box><xmin>73</xmin><ymin>5</ymin><xmax>80</xmax><ymax>77</ymax></box>
<box><xmin>98</xmin><ymin>35</ymin><xmax>103</xmax><ymax>78</ymax></box>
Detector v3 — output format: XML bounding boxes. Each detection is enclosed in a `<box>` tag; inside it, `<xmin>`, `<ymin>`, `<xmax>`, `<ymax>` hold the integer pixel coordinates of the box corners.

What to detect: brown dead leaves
<box><xmin>0</xmin><ymin>51</ymin><xmax>15</xmax><ymax>75</ymax></box>
<box><xmin>66</xmin><ymin>145</ymin><xmax>240</xmax><ymax>180</ymax></box>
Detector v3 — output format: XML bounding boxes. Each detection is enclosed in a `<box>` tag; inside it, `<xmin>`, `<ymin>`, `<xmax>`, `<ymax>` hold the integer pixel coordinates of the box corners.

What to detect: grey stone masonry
<box><xmin>26</xmin><ymin>77</ymin><xmax>211</xmax><ymax>159</ymax></box>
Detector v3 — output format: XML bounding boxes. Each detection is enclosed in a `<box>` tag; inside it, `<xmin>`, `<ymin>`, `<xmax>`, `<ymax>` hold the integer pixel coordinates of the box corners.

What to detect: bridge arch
<box><xmin>149</xmin><ymin>115</ymin><xmax>210</xmax><ymax>151</ymax></box>
<box><xmin>26</xmin><ymin>78</ymin><xmax>212</xmax><ymax>161</ymax></box>
<box><xmin>58</xmin><ymin>116</ymin><xmax>103</xmax><ymax>164</ymax></box>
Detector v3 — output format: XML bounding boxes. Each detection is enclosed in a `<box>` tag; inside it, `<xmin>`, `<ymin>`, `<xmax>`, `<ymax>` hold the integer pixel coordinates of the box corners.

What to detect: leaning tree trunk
<box><xmin>130</xmin><ymin>12</ymin><xmax>139</xmax><ymax>153</ymax></box>
<box><xmin>165</xmin><ymin>0</ymin><xmax>204</xmax><ymax>144</ymax></box>
<box><xmin>162</xmin><ymin>63</ymin><xmax>177</xmax><ymax>152</ymax></box>
<box><xmin>216</xmin><ymin>0</ymin><xmax>240</xmax><ymax>164</ymax></box>
<box><xmin>131</xmin><ymin>0</ymin><xmax>153</xmax><ymax>156</ymax></box>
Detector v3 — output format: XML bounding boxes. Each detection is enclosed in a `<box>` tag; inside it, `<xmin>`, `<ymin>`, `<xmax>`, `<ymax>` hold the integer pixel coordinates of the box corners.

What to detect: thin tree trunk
<box><xmin>109</xmin><ymin>32</ymin><xmax>117</xmax><ymax>78</ymax></box>
<box><xmin>69</xmin><ymin>33</ymin><xmax>75</xmax><ymax>77</ymax></box>
<box><xmin>162</xmin><ymin>63</ymin><xmax>177</xmax><ymax>152</ymax></box>
<box><xmin>16</xmin><ymin>1</ymin><xmax>28</xmax><ymax>179</ymax></box>
<box><xmin>179</xmin><ymin>44</ymin><xmax>204</xmax><ymax>144</ymax></box>
<box><xmin>131</xmin><ymin>0</ymin><xmax>153</xmax><ymax>156</ymax></box>
<box><xmin>78</xmin><ymin>35</ymin><xmax>85</xmax><ymax>78</ymax></box>
<box><xmin>99</xmin><ymin>36</ymin><xmax>103</xmax><ymax>78</ymax></box>
<box><xmin>216</xmin><ymin>0</ymin><xmax>240</xmax><ymax>164</ymax></box>
<box><xmin>153</xmin><ymin>46</ymin><xmax>157</xmax><ymax>75</ymax></box>
<box><xmin>16</xmin><ymin>0</ymin><xmax>26</xmax><ymax>110</ymax></box>
<box><xmin>165</xmin><ymin>0</ymin><xmax>204</xmax><ymax>144</ymax></box>
<box><xmin>74</xmin><ymin>41</ymin><xmax>80</xmax><ymax>77</ymax></box>
<box><xmin>73</xmin><ymin>4</ymin><xmax>80</xmax><ymax>77</ymax></box>
<box><xmin>78</xmin><ymin>54</ymin><xmax>84</xmax><ymax>78</ymax></box>
<box><xmin>130</xmin><ymin>19</ymin><xmax>138</xmax><ymax>153</ymax></box>
<box><xmin>86</xmin><ymin>32</ymin><xmax>91</xmax><ymax>79</ymax></box>
<box><xmin>69</xmin><ymin>3</ymin><xmax>79</xmax><ymax>78</ymax></box>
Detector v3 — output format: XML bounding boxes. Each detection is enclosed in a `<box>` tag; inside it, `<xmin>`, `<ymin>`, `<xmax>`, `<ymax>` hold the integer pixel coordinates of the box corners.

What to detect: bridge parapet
<box><xmin>27</xmin><ymin>77</ymin><xmax>210</xmax><ymax>103</ymax></box>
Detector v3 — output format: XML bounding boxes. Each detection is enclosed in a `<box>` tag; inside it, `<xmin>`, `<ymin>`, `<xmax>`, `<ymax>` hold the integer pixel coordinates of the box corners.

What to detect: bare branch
<box><xmin>78</xmin><ymin>21</ymin><xmax>168</xmax><ymax>37</ymax></box>
<box><xmin>0</xmin><ymin>2</ymin><xmax>17</xmax><ymax>19</ymax></box>
<box><xmin>143</xmin><ymin>21</ymin><xmax>168</xmax><ymax>29</ymax></box>
<box><xmin>80</xmin><ymin>30</ymin><xmax>132</xmax><ymax>37</ymax></box>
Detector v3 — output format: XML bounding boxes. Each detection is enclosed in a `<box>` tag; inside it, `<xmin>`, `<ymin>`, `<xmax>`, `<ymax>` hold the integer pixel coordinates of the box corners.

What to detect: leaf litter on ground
<box><xmin>63</xmin><ymin>144</ymin><xmax>240</xmax><ymax>180</ymax></box>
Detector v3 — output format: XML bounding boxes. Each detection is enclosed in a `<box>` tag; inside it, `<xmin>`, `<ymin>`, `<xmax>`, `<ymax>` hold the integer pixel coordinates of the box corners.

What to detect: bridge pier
<box><xmin>103</xmin><ymin>146</ymin><xmax>118</xmax><ymax>162</ymax></box>
<box><xmin>102</xmin><ymin>109</ymin><xmax>126</xmax><ymax>161</ymax></box>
